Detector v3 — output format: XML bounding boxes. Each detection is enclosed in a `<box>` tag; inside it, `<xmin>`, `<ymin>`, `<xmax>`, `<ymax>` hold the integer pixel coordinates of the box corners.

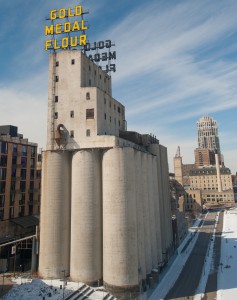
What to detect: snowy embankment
<box><xmin>217</xmin><ymin>208</ymin><xmax>237</xmax><ymax>300</ymax></box>
<box><xmin>150</xmin><ymin>215</ymin><xmax>205</xmax><ymax>300</ymax></box>
<box><xmin>2</xmin><ymin>277</ymin><xmax>112</xmax><ymax>300</ymax></box>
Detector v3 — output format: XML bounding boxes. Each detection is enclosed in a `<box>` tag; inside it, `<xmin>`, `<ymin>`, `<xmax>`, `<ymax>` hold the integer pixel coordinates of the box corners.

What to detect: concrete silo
<box><xmin>103</xmin><ymin>147</ymin><xmax>139</xmax><ymax>294</ymax></box>
<box><xmin>70</xmin><ymin>149</ymin><xmax>102</xmax><ymax>284</ymax></box>
<box><xmin>152</xmin><ymin>156</ymin><xmax>162</xmax><ymax>263</ymax></box>
<box><xmin>141</xmin><ymin>152</ymin><xmax>152</xmax><ymax>275</ymax></box>
<box><xmin>147</xmin><ymin>154</ymin><xmax>157</xmax><ymax>269</ymax></box>
<box><xmin>39</xmin><ymin>151</ymin><xmax>71</xmax><ymax>278</ymax></box>
<box><xmin>134</xmin><ymin>150</ymin><xmax>146</xmax><ymax>284</ymax></box>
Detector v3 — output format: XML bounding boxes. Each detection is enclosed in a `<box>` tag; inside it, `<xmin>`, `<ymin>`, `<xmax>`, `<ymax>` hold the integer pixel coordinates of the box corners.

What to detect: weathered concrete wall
<box><xmin>103</xmin><ymin>147</ymin><xmax>139</xmax><ymax>292</ymax></box>
<box><xmin>148</xmin><ymin>144</ymin><xmax>173</xmax><ymax>260</ymax></box>
<box><xmin>70</xmin><ymin>149</ymin><xmax>102</xmax><ymax>284</ymax></box>
<box><xmin>38</xmin><ymin>151</ymin><xmax>71</xmax><ymax>278</ymax></box>
<box><xmin>134</xmin><ymin>151</ymin><xmax>146</xmax><ymax>282</ymax></box>
<box><xmin>141</xmin><ymin>152</ymin><xmax>152</xmax><ymax>274</ymax></box>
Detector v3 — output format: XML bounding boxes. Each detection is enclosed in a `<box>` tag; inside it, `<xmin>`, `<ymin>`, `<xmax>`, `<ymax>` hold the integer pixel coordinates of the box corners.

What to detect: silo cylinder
<box><xmin>103</xmin><ymin>147</ymin><xmax>139</xmax><ymax>294</ymax></box>
<box><xmin>134</xmin><ymin>150</ymin><xmax>146</xmax><ymax>281</ymax></box>
<box><xmin>39</xmin><ymin>150</ymin><xmax>71</xmax><ymax>278</ymax></box>
<box><xmin>70</xmin><ymin>149</ymin><xmax>102</xmax><ymax>284</ymax></box>
<box><xmin>141</xmin><ymin>153</ymin><xmax>152</xmax><ymax>275</ymax></box>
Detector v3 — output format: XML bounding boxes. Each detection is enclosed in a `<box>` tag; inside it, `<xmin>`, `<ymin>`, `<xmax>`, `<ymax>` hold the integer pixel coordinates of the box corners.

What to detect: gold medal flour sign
<box><xmin>44</xmin><ymin>5</ymin><xmax>88</xmax><ymax>51</ymax></box>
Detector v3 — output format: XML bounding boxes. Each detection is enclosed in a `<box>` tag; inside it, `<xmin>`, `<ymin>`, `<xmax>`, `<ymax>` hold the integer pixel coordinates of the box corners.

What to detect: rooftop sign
<box><xmin>44</xmin><ymin>5</ymin><xmax>88</xmax><ymax>51</ymax></box>
<box><xmin>44</xmin><ymin>5</ymin><xmax>116</xmax><ymax>73</ymax></box>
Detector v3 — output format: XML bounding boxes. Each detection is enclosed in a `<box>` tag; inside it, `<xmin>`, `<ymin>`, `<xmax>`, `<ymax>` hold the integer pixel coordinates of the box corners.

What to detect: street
<box><xmin>165</xmin><ymin>211</ymin><xmax>223</xmax><ymax>300</ymax></box>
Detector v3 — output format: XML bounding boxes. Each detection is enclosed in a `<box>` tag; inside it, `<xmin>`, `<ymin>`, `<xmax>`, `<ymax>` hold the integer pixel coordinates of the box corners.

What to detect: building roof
<box><xmin>10</xmin><ymin>215</ymin><xmax>39</xmax><ymax>228</ymax></box>
<box><xmin>189</xmin><ymin>167</ymin><xmax>231</xmax><ymax>176</ymax></box>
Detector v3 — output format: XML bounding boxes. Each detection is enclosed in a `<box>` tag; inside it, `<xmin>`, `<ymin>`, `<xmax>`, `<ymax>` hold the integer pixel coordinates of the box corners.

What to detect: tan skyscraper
<box><xmin>196</xmin><ymin>116</ymin><xmax>222</xmax><ymax>165</ymax></box>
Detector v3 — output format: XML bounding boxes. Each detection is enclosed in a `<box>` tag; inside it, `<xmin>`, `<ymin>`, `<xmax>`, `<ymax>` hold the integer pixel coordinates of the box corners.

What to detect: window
<box><xmin>94</xmin><ymin>70</ymin><xmax>96</xmax><ymax>75</ymax></box>
<box><xmin>86</xmin><ymin>92</ymin><xmax>90</xmax><ymax>100</ymax></box>
<box><xmin>21</xmin><ymin>156</ymin><xmax>27</xmax><ymax>168</ymax></box>
<box><xmin>22</xmin><ymin>145</ymin><xmax>27</xmax><ymax>156</ymax></box>
<box><xmin>19</xmin><ymin>206</ymin><xmax>25</xmax><ymax>217</ymax></box>
<box><xmin>1</xmin><ymin>142</ymin><xmax>7</xmax><ymax>154</ymax></box>
<box><xmin>104</xmin><ymin>113</ymin><xmax>106</xmax><ymax>120</ymax></box>
<box><xmin>12</xmin><ymin>168</ymin><xmax>16</xmax><ymax>178</ymax></box>
<box><xmin>89</xmin><ymin>79</ymin><xmax>91</xmax><ymax>86</ymax></box>
<box><xmin>20</xmin><ymin>181</ymin><xmax>26</xmax><ymax>192</ymax></box>
<box><xmin>55</xmin><ymin>96</ymin><xmax>58</xmax><ymax>103</ymax></box>
<box><xmin>70</xmin><ymin>130</ymin><xmax>74</xmax><ymax>138</ymax></box>
<box><xmin>119</xmin><ymin>120</ymin><xmax>120</xmax><ymax>127</ymax></box>
<box><xmin>21</xmin><ymin>169</ymin><xmax>27</xmax><ymax>180</ymax></box>
<box><xmin>89</xmin><ymin>66</ymin><xmax>91</xmax><ymax>71</ymax></box>
<box><xmin>0</xmin><ymin>168</ymin><xmax>7</xmax><ymax>180</ymax></box>
<box><xmin>0</xmin><ymin>195</ymin><xmax>5</xmax><ymax>207</ymax></box>
<box><xmin>30</xmin><ymin>169</ymin><xmax>34</xmax><ymax>180</ymax></box>
<box><xmin>0</xmin><ymin>182</ymin><xmax>6</xmax><ymax>193</ymax></box>
<box><xmin>110</xmin><ymin>116</ymin><xmax>111</xmax><ymax>123</ymax></box>
<box><xmin>86</xmin><ymin>129</ymin><xmax>90</xmax><ymax>137</ymax></box>
<box><xmin>9</xmin><ymin>207</ymin><xmax>14</xmax><ymax>219</ymax></box>
<box><xmin>30</xmin><ymin>158</ymin><xmax>35</xmax><ymax>168</ymax></box>
<box><xmin>0</xmin><ymin>208</ymin><xmax>4</xmax><ymax>220</ymax></box>
<box><xmin>54</xmin><ymin>112</ymin><xmax>58</xmax><ymax>119</ymax></box>
<box><xmin>56</xmin><ymin>61</ymin><xmax>59</xmax><ymax>67</ymax></box>
<box><xmin>70</xmin><ymin>111</ymin><xmax>74</xmax><ymax>118</ymax></box>
<box><xmin>31</xmin><ymin>147</ymin><xmax>36</xmax><ymax>157</ymax></box>
<box><xmin>86</xmin><ymin>109</ymin><xmax>94</xmax><ymax>119</ymax></box>
<box><xmin>12</xmin><ymin>144</ymin><xmax>17</xmax><ymax>153</ymax></box>
<box><xmin>104</xmin><ymin>98</ymin><xmax>106</xmax><ymax>104</ymax></box>
<box><xmin>71</xmin><ymin>59</ymin><xmax>75</xmax><ymax>65</ymax></box>
<box><xmin>118</xmin><ymin>107</ymin><xmax>120</xmax><ymax>113</ymax></box>
<box><xmin>55</xmin><ymin>76</ymin><xmax>59</xmax><ymax>82</ymax></box>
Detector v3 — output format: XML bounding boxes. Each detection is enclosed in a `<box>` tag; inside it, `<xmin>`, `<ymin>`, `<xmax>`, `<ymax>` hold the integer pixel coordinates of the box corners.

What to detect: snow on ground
<box><xmin>2</xmin><ymin>277</ymin><xmax>111</xmax><ymax>300</ymax></box>
<box><xmin>3</xmin><ymin>209</ymin><xmax>237</xmax><ymax>300</ymax></box>
<box><xmin>217</xmin><ymin>208</ymin><xmax>237</xmax><ymax>300</ymax></box>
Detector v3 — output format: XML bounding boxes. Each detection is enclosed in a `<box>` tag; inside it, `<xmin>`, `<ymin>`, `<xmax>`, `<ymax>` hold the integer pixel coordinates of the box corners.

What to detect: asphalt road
<box><xmin>165</xmin><ymin>211</ymin><xmax>223</xmax><ymax>300</ymax></box>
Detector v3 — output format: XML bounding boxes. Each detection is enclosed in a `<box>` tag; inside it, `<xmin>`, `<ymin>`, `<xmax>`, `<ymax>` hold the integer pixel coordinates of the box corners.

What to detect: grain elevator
<box><xmin>39</xmin><ymin>50</ymin><xmax>173</xmax><ymax>296</ymax></box>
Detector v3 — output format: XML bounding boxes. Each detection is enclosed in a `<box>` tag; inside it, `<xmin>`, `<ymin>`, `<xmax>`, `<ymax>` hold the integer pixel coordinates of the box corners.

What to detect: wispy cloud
<box><xmin>0</xmin><ymin>0</ymin><xmax>236</xmax><ymax>172</ymax></box>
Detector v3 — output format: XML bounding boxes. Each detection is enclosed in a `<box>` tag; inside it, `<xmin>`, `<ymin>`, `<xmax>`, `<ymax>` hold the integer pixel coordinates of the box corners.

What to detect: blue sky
<box><xmin>0</xmin><ymin>0</ymin><xmax>237</xmax><ymax>173</ymax></box>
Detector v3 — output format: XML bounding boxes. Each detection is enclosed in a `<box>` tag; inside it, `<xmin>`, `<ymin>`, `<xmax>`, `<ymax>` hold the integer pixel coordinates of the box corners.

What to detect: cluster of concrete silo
<box><xmin>39</xmin><ymin>145</ymin><xmax>173</xmax><ymax>294</ymax></box>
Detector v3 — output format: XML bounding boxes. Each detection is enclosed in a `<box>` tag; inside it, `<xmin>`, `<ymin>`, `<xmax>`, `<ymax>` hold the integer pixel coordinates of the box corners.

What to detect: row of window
<box><xmin>68</xmin><ymin>129</ymin><xmax>91</xmax><ymax>138</ymax></box>
<box><xmin>55</xmin><ymin>59</ymin><xmax>109</xmax><ymax>81</ymax></box>
<box><xmin>0</xmin><ymin>144</ymin><xmax>36</xmax><ymax>157</ymax></box>
<box><xmin>205</xmin><ymin>198</ymin><xmax>232</xmax><ymax>202</ymax></box>
<box><xmin>0</xmin><ymin>180</ymin><xmax>35</xmax><ymax>193</ymax></box>
<box><xmin>0</xmin><ymin>156</ymin><xmax>35</xmax><ymax>169</ymax></box>
<box><xmin>55</xmin><ymin>75</ymin><xmax>108</xmax><ymax>86</ymax></box>
<box><xmin>54</xmin><ymin>93</ymin><xmax>123</xmax><ymax>115</ymax></box>
<box><xmin>54</xmin><ymin>109</ymin><xmax>95</xmax><ymax>120</ymax></box>
<box><xmin>104</xmin><ymin>114</ymin><xmax>121</xmax><ymax>126</ymax></box>
<box><xmin>55</xmin><ymin>59</ymin><xmax>75</xmax><ymax>67</ymax></box>
<box><xmin>0</xmin><ymin>205</ymin><xmax>33</xmax><ymax>220</ymax></box>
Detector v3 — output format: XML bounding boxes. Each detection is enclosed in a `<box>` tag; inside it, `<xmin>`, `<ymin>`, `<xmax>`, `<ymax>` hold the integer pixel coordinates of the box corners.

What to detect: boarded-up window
<box><xmin>86</xmin><ymin>109</ymin><xmax>94</xmax><ymax>119</ymax></box>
